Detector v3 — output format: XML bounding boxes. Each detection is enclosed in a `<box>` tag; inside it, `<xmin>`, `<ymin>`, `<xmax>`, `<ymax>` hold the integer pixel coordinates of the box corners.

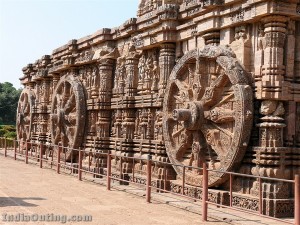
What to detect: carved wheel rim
<box><xmin>163</xmin><ymin>46</ymin><xmax>253</xmax><ymax>187</ymax></box>
<box><xmin>51</xmin><ymin>74</ymin><xmax>86</xmax><ymax>161</ymax></box>
<box><xmin>17</xmin><ymin>88</ymin><xmax>35</xmax><ymax>145</ymax></box>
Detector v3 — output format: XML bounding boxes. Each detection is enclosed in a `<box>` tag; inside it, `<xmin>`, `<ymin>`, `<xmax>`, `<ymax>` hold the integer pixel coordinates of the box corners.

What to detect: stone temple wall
<box><xmin>17</xmin><ymin>0</ymin><xmax>300</xmax><ymax>217</ymax></box>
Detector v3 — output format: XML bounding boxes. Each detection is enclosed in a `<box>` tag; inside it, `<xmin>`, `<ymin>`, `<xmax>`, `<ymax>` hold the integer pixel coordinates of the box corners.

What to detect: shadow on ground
<box><xmin>0</xmin><ymin>197</ymin><xmax>46</xmax><ymax>207</ymax></box>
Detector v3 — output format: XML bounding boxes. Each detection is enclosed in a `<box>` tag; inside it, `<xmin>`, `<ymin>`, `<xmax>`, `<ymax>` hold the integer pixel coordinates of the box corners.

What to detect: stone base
<box><xmin>128</xmin><ymin>174</ymin><xmax>171</xmax><ymax>192</ymax></box>
<box><xmin>170</xmin><ymin>180</ymin><xmax>228</xmax><ymax>204</ymax></box>
<box><xmin>170</xmin><ymin>181</ymin><xmax>294</xmax><ymax>218</ymax></box>
<box><xmin>230</xmin><ymin>193</ymin><xmax>294</xmax><ymax>218</ymax></box>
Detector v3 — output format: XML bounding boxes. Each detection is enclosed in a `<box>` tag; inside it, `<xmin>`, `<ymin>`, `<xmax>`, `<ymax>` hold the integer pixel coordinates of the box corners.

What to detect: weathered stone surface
<box><xmin>17</xmin><ymin>0</ymin><xmax>300</xmax><ymax>218</ymax></box>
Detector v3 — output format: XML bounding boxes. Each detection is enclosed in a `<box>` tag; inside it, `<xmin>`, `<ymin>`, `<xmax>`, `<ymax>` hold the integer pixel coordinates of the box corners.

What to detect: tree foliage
<box><xmin>0</xmin><ymin>82</ymin><xmax>22</xmax><ymax>125</ymax></box>
<box><xmin>0</xmin><ymin>125</ymin><xmax>17</xmax><ymax>139</ymax></box>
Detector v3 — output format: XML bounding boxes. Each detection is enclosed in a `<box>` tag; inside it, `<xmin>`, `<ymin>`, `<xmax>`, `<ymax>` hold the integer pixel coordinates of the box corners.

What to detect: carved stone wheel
<box><xmin>163</xmin><ymin>46</ymin><xmax>253</xmax><ymax>187</ymax></box>
<box><xmin>17</xmin><ymin>88</ymin><xmax>35</xmax><ymax>147</ymax></box>
<box><xmin>50</xmin><ymin>74</ymin><xmax>86</xmax><ymax>162</ymax></box>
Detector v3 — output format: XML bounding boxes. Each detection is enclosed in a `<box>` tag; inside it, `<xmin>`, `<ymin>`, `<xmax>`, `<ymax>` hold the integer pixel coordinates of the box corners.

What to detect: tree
<box><xmin>0</xmin><ymin>82</ymin><xmax>22</xmax><ymax>125</ymax></box>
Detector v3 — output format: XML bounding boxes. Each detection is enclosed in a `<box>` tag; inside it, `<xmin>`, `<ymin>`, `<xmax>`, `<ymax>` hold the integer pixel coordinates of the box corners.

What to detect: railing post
<box><xmin>4</xmin><ymin>137</ymin><xmax>7</xmax><ymax>157</ymax></box>
<box><xmin>202</xmin><ymin>163</ymin><xmax>208</xmax><ymax>222</ymax></box>
<box><xmin>146</xmin><ymin>154</ymin><xmax>152</xmax><ymax>203</ymax></box>
<box><xmin>14</xmin><ymin>139</ymin><xmax>17</xmax><ymax>160</ymax></box>
<box><xmin>39</xmin><ymin>143</ymin><xmax>43</xmax><ymax>168</ymax></box>
<box><xmin>57</xmin><ymin>144</ymin><xmax>61</xmax><ymax>174</ymax></box>
<box><xmin>78</xmin><ymin>148</ymin><xmax>82</xmax><ymax>181</ymax></box>
<box><xmin>107</xmin><ymin>153</ymin><xmax>111</xmax><ymax>191</ymax></box>
<box><xmin>25</xmin><ymin>140</ymin><xmax>29</xmax><ymax>164</ymax></box>
<box><xmin>295</xmin><ymin>174</ymin><xmax>300</xmax><ymax>225</ymax></box>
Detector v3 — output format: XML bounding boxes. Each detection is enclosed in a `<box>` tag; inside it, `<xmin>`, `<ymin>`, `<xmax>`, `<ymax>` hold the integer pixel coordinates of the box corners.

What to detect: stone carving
<box><xmin>17</xmin><ymin>88</ymin><xmax>35</xmax><ymax>147</ymax></box>
<box><xmin>137</xmin><ymin>51</ymin><xmax>160</xmax><ymax>95</ymax></box>
<box><xmin>163</xmin><ymin>45</ymin><xmax>253</xmax><ymax>187</ymax></box>
<box><xmin>113</xmin><ymin>57</ymin><xmax>126</xmax><ymax>97</ymax></box>
<box><xmin>257</xmin><ymin>100</ymin><xmax>285</xmax><ymax>148</ymax></box>
<box><xmin>50</xmin><ymin>74</ymin><xmax>86</xmax><ymax>161</ymax></box>
<box><xmin>17</xmin><ymin>0</ymin><xmax>300</xmax><ymax>218</ymax></box>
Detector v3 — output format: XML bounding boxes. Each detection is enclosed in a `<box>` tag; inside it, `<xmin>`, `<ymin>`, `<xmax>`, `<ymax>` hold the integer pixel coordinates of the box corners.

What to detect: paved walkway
<box><xmin>0</xmin><ymin>156</ymin><xmax>227</xmax><ymax>225</ymax></box>
<box><xmin>0</xmin><ymin>153</ymin><xmax>294</xmax><ymax>225</ymax></box>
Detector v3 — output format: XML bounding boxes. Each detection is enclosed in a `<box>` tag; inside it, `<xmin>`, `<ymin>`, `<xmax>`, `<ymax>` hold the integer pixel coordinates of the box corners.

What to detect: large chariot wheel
<box><xmin>163</xmin><ymin>46</ymin><xmax>253</xmax><ymax>187</ymax></box>
<box><xmin>16</xmin><ymin>88</ymin><xmax>35</xmax><ymax>148</ymax></box>
<box><xmin>50</xmin><ymin>74</ymin><xmax>86</xmax><ymax>162</ymax></box>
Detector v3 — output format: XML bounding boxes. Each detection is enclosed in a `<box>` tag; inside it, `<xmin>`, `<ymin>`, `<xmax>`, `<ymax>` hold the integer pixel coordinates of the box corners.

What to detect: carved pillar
<box><xmin>115</xmin><ymin>109</ymin><xmax>123</xmax><ymax>138</ymax></box>
<box><xmin>35</xmin><ymin>80</ymin><xmax>41</xmax><ymax>107</ymax></box>
<box><xmin>257</xmin><ymin>101</ymin><xmax>285</xmax><ymax>148</ymax></box>
<box><xmin>250</xmin><ymin>100</ymin><xmax>290</xmax><ymax>202</ymax></box>
<box><xmin>158</xmin><ymin>43</ymin><xmax>175</xmax><ymax>96</ymax></box>
<box><xmin>125</xmin><ymin>57</ymin><xmax>139</xmax><ymax>97</ymax></box>
<box><xmin>260</xmin><ymin>15</ymin><xmax>288</xmax><ymax>99</ymax></box>
<box><xmin>40</xmin><ymin>79</ymin><xmax>50</xmax><ymax>111</ymax></box>
<box><xmin>98</xmin><ymin>59</ymin><xmax>114</xmax><ymax>104</ymax></box>
<box><xmin>39</xmin><ymin>79</ymin><xmax>50</xmax><ymax>142</ymax></box>
<box><xmin>121</xmin><ymin>109</ymin><xmax>135</xmax><ymax>140</ymax></box>
<box><xmin>96</xmin><ymin>111</ymin><xmax>111</xmax><ymax>138</ymax></box>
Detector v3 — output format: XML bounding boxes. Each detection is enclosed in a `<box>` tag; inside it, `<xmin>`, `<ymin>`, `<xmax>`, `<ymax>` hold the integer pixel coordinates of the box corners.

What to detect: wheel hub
<box><xmin>172</xmin><ymin>101</ymin><xmax>205</xmax><ymax>130</ymax></box>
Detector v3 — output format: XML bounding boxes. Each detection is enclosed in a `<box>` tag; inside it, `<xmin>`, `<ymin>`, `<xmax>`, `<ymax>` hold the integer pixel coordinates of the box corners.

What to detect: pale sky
<box><xmin>0</xmin><ymin>0</ymin><xmax>139</xmax><ymax>89</ymax></box>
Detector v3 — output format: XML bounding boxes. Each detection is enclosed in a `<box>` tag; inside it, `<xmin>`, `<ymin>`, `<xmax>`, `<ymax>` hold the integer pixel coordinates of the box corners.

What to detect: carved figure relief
<box><xmin>154</xmin><ymin>110</ymin><xmax>163</xmax><ymax>140</ymax></box>
<box><xmin>137</xmin><ymin>51</ymin><xmax>160</xmax><ymax>95</ymax></box>
<box><xmin>113</xmin><ymin>57</ymin><xmax>126</xmax><ymax>97</ymax></box>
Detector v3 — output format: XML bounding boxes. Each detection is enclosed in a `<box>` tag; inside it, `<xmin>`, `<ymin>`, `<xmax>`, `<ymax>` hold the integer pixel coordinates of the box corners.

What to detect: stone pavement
<box><xmin>0</xmin><ymin>156</ymin><xmax>227</xmax><ymax>225</ymax></box>
<box><xmin>0</xmin><ymin>155</ymin><xmax>293</xmax><ymax>225</ymax></box>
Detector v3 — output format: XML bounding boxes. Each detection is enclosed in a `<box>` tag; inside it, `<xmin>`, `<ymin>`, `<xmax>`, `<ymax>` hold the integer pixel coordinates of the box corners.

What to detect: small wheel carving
<box><xmin>163</xmin><ymin>46</ymin><xmax>253</xmax><ymax>187</ymax></box>
<box><xmin>50</xmin><ymin>74</ymin><xmax>86</xmax><ymax>161</ymax></box>
<box><xmin>17</xmin><ymin>88</ymin><xmax>35</xmax><ymax>148</ymax></box>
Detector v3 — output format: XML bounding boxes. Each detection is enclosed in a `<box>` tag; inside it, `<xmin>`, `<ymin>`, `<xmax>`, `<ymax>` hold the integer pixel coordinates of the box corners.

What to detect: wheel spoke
<box><xmin>175</xmin><ymin>130</ymin><xmax>192</xmax><ymax>159</ymax></box>
<box><xmin>172</xmin><ymin>126</ymin><xmax>185</xmax><ymax>138</ymax></box>
<box><xmin>203</xmin><ymin>72</ymin><xmax>229</xmax><ymax>107</ymax></box>
<box><xmin>174</xmin><ymin>95</ymin><xmax>184</xmax><ymax>104</ymax></box>
<box><xmin>214</xmin><ymin>93</ymin><xmax>234</xmax><ymax>108</ymax></box>
<box><xmin>204</xmin><ymin>107</ymin><xmax>235</xmax><ymax>123</ymax></box>
<box><xmin>64</xmin><ymin>93</ymin><xmax>75</xmax><ymax>114</ymax></box>
<box><xmin>210</xmin><ymin>122</ymin><xmax>233</xmax><ymax>138</ymax></box>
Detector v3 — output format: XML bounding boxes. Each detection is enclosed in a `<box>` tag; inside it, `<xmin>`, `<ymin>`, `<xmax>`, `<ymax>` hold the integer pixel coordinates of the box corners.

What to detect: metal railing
<box><xmin>0</xmin><ymin>137</ymin><xmax>299</xmax><ymax>225</ymax></box>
